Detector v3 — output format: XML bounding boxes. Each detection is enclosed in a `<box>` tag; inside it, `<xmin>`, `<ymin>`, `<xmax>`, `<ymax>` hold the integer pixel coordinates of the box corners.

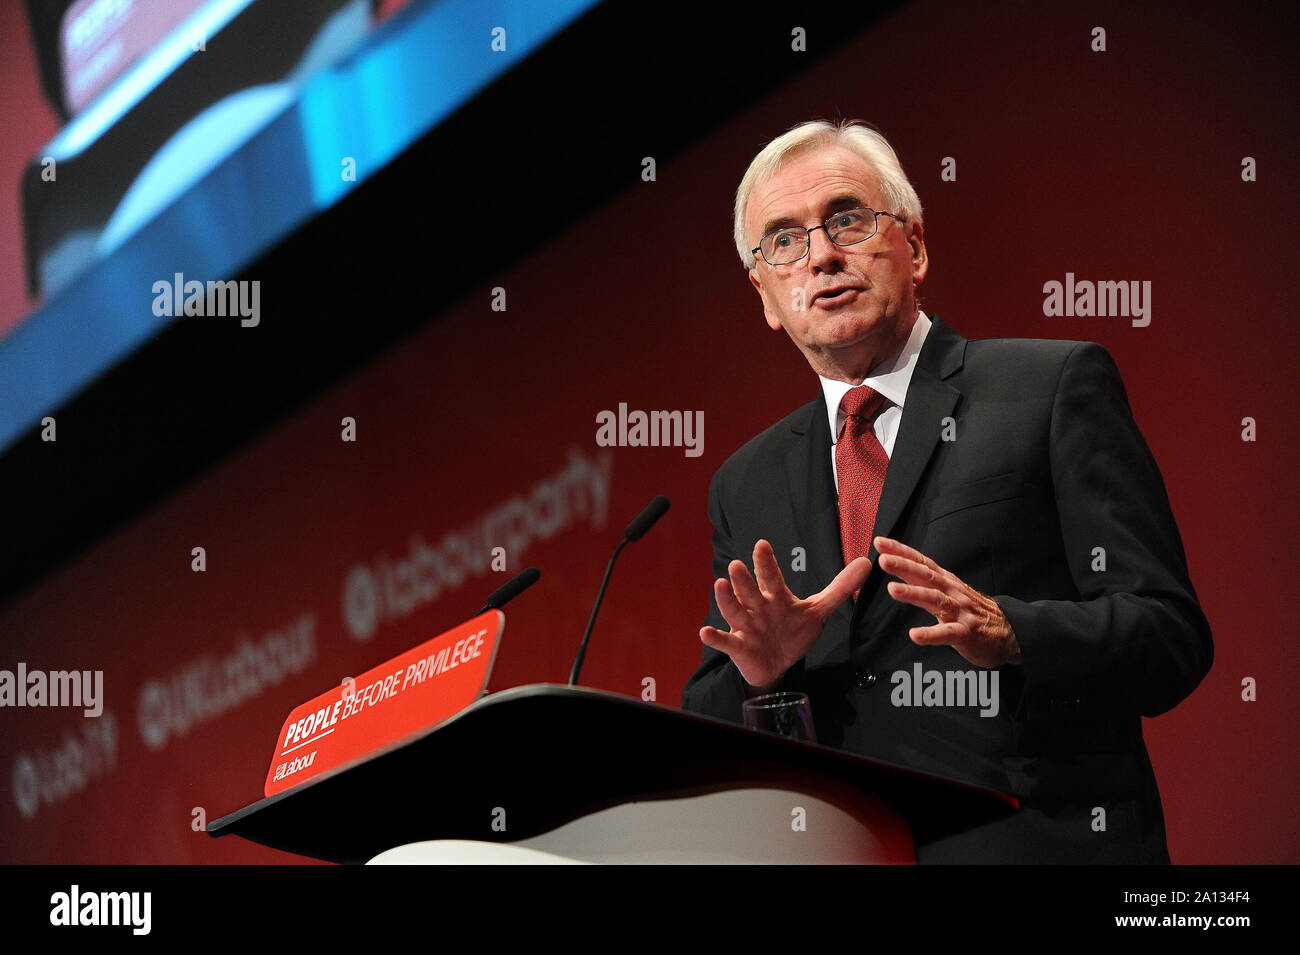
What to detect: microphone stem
<box><xmin>569</xmin><ymin>537</ymin><xmax>629</xmax><ymax>686</ymax></box>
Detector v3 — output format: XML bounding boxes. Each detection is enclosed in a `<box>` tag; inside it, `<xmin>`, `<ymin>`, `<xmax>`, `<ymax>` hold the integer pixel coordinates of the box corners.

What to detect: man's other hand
<box><xmin>875</xmin><ymin>536</ymin><xmax>1021</xmax><ymax>668</ymax></box>
<box><xmin>699</xmin><ymin>539</ymin><xmax>871</xmax><ymax>690</ymax></box>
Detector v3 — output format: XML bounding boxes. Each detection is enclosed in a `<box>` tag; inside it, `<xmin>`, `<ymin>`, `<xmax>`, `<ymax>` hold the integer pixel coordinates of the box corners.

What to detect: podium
<box><xmin>208</xmin><ymin>684</ymin><xmax>1017</xmax><ymax>864</ymax></box>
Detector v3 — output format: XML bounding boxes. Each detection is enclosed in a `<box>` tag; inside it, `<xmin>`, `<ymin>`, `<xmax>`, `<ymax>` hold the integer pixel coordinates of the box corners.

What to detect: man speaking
<box><xmin>681</xmin><ymin>119</ymin><xmax>1213</xmax><ymax>863</ymax></box>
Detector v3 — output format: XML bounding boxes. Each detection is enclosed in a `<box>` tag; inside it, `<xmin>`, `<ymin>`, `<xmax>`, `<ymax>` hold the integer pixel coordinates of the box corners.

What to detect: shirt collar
<box><xmin>819</xmin><ymin>310</ymin><xmax>932</xmax><ymax>438</ymax></box>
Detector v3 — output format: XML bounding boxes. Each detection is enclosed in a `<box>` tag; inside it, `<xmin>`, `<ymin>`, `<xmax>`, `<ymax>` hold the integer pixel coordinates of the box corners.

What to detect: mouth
<box><xmin>811</xmin><ymin>286</ymin><xmax>861</xmax><ymax>307</ymax></box>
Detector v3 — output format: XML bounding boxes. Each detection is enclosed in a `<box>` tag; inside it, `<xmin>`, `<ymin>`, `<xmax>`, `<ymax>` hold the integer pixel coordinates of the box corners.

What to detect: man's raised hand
<box><xmin>699</xmin><ymin>539</ymin><xmax>871</xmax><ymax>690</ymax></box>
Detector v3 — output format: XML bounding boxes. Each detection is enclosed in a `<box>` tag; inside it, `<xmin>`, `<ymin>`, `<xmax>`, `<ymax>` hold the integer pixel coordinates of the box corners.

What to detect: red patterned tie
<box><xmin>836</xmin><ymin>385</ymin><xmax>889</xmax><ymax>570</ymax></box>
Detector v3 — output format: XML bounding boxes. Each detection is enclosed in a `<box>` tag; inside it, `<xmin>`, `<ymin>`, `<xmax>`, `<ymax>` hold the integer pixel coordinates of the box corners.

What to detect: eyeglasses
<box><xmin>752</xmin><ymin>207</ymin><xmax>906</xmax><ymax>266</ymax></box>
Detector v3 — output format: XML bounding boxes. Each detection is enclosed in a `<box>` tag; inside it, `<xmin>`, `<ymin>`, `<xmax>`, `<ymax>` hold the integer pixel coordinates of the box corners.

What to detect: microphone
<box><xmin>475</xmin><ymin>566</ymin><xmax>541</xmax><ymax>615</ymax></box>
<box><xmin>624</xmin><ymin>494</ymin><xmax>671</xmax><ymax>542</ymax></box>
<box><xmin>568</xmin><ymin>496</ymin><xmax>670</xmax><ymax>686</ymax></box>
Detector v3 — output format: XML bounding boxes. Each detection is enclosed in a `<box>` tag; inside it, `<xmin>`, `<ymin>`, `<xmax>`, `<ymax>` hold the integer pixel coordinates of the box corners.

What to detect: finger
<box><xmin>873</xmin><ymin>536</ymin><xmax>942</xmax><ymax>572</ymax></box>
<box><xmin>700</xmin><ymin>625</ymin><xmax>742</xmax><ymax>656</ymax></box>
<box><xmin>814</xmin><ymin>556</ymin><xmax>872</xmax><ymax>614</ymax></box>
<box><xmin>714</xmin><ymin>577</ymin><xmax>748</xmax><ymax>632</ymax></box>
<box><xmin>751</xmin><ymin>539</ymin><xmax>788</xmax><ymax>600</ymax></box>
<box><xmin>877</xmin><ymin>552</ymin><xmax>956</xmax><ymax>591</ymax></box>
<box><xmin>728</xmin><ymin>558</ymin><xmax>763</xmax><ymax>609</ymax></box>
<box><xmin>887</xmin><ymin>580</ymin><xmax>961</xmax><ymax>620</ymax></box>
<box><xmin>907</xmin><ymin>622</ymin><xmax>968</xmax><ymax>646</ymax></box>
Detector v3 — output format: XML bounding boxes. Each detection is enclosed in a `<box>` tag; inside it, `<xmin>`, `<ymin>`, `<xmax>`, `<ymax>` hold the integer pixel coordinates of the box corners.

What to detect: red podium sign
<box><xmin>264</xmin><ymin>611</ymin><xmax>504</xmax><ymax>796</ymax></box>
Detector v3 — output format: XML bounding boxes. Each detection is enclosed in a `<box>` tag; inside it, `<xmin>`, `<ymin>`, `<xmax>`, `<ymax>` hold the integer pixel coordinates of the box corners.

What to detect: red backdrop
<box><xmin>1</xmin><ymin>0</ymin><xmax>1296</xmax><ymax>862</ymax></box>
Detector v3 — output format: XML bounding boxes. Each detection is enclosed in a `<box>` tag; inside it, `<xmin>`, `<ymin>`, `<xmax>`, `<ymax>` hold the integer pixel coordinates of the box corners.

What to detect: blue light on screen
<box><xmin>0</xmin><ymin>0</ymin><xmax>599</xmax><ymax>455</ymax></box>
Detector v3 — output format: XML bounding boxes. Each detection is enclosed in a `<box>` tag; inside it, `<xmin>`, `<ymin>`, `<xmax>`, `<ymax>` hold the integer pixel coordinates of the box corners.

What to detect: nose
<box><xmin>805</xmin><ymin>225</ymin><xmax>843</xmax><ymax>274</ymax></box>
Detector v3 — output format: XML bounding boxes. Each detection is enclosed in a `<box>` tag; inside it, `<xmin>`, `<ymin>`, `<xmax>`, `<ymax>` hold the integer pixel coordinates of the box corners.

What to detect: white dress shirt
<box><xmin>820</xmin><ymin>310</ymin><xmax>932</xmax><ymax>492</ymax></box>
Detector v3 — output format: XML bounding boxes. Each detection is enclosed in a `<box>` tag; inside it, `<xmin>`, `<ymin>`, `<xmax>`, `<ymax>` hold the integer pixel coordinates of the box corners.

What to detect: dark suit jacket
<box><xmin>682</xmin><ymin>315</ymin><xmax>1213</xmax><ymax>863</ymax></box>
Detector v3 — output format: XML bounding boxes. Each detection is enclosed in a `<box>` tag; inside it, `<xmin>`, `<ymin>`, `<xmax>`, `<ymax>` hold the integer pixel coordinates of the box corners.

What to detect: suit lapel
<box><xmin>855</xmin><ymin>314</ymin><xmax>967</xmax><ymax>625</ymax></box>
<box><xmin>782</xmin><ymin>394</ymin><xmax>855</xmax><ymax>646</ymax></box>
<box><xmin>870</xmin><ymin>316</ymin><xmax>966</xmax><ymax>548</ymax></box>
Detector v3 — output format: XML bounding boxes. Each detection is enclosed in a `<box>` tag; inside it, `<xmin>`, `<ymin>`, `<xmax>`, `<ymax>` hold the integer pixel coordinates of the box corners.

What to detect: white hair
<box><xmin>733</xmin><ymin>119</ymin><xmax>923</xmax><ymax>269</ymax></box>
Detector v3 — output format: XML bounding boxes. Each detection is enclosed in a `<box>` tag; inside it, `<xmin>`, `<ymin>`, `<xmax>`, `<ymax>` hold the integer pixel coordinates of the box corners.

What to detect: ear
<box><xmin>749</xmin><ymin>268</ymin><xmax>783</xmax><ymax>331</ymax></box>
<box><xmin>907</xmin><ymin>220</ymin><xmax>929</xmax><ymax>288</ymax></box>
